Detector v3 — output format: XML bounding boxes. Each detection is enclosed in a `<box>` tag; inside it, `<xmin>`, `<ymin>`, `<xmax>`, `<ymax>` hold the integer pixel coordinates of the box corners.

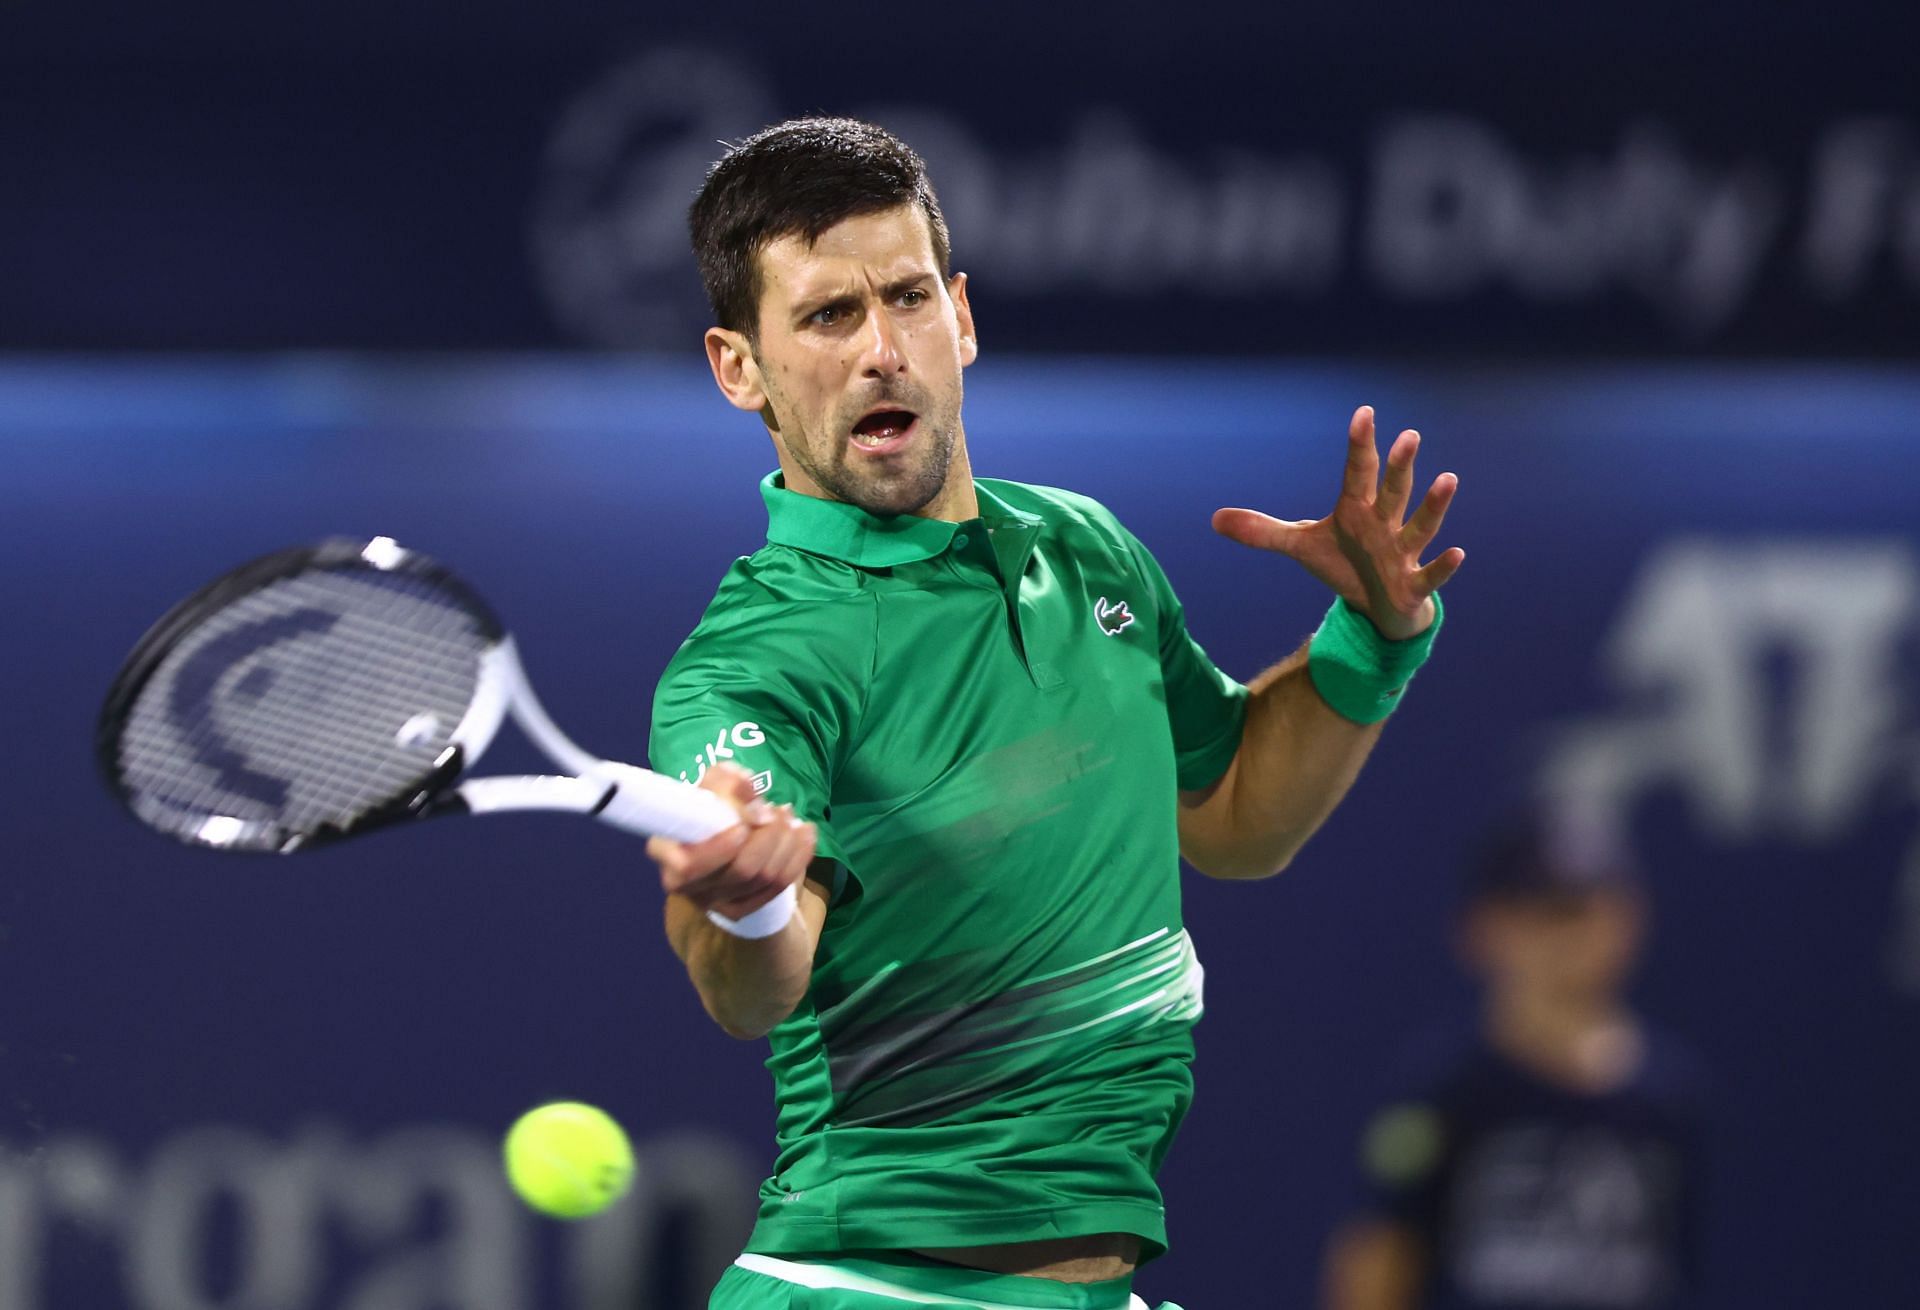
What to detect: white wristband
<box><xmin>705</xmin><ymin>883</ymin><xmax>799</xmax><ymax>940</ymax></box>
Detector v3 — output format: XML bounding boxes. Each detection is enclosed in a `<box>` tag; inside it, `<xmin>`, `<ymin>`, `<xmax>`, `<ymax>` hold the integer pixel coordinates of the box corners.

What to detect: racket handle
<box><xmin>592</xmin><ymin>763</ymin><xmax>741</xmax><ymax>843</ymax></box>
<box><xmin>595</xmin><ymin>764</ymin><xmax>800</xmax><ymax>939</ymax></box>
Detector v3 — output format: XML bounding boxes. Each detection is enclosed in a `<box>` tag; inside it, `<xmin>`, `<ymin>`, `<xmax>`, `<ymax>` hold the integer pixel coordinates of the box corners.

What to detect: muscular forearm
<box><xmin>1178</xmin><ymin>642</ymin><xmax>1383</xmax><ymax>879</ymax></box>
<box><xmin>665</xmin><ymin>878</ymin><xmax>826</xmax><ymax>1040</ymax></box>
<box><xmin>649</xmin><ymin>774</ymin><xmax>827</xmax><ymax>1041</ymax></box>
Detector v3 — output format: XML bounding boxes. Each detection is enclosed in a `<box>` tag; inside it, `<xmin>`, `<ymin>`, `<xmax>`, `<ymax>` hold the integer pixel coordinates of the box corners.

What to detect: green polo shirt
<box><xmin>649</xmin><ymin>473</ymin><xmax>1249</xmax><ymax>1262</ymax></box>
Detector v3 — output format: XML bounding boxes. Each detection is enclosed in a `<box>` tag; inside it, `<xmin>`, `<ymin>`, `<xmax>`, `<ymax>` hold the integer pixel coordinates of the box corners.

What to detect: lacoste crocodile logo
<box><xmin>1094</xmin><ymin>596</ymin><xmax>1136</xmax><ymax>636</ymax></box>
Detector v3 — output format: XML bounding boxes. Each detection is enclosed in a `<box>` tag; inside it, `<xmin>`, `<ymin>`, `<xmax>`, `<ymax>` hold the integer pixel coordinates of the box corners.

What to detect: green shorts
<box><xmin>711</xmin><ymin>1254</ymin><xmax>1183</xmax><ymax>1310</ymax></box>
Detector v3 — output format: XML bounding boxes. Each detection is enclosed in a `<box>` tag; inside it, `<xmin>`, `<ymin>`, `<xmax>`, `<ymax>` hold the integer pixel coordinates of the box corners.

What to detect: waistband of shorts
<box><xmin>732</xmin><ymin>1252</ymin><xmax>1139</xmax><ymax>1309</ymax></box>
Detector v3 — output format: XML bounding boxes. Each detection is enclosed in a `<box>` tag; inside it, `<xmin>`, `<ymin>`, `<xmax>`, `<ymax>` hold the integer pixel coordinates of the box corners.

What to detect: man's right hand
<box><xmin>653</xmin><ymin>763</ymin><xmax>827</xmax><ymax>1039</ymax></box>
<box><xmin>646</xmin><ymin>763</ymin><xmax>818</xmax><ymax>920</ymax></box>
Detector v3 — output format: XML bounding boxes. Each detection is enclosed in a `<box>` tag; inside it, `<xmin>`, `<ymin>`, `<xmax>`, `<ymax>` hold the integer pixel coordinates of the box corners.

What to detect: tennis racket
<box><xmin>96</xmin><ymin>536</ymin><xmax>740</xmax><ymax>855</ymax></box>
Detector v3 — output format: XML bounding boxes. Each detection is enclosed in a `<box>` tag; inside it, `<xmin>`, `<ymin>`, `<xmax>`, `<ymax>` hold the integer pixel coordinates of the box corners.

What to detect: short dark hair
<box><xmin>688</xmin><ymin>117</ymin><xmax>952</xmax><ymax>339</ymax></box>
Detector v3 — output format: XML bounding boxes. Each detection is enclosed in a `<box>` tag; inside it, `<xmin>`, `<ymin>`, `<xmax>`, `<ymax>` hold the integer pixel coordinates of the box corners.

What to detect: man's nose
<box><xmin>858</xmin><ymin>306</ymin><xmax>907</xmax><ymax>377</ymax></box>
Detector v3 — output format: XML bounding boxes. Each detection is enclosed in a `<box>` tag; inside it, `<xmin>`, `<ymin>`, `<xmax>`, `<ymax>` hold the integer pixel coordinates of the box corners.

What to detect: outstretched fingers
<box><xmin>1401</xmin><ymin>472</ymin><xmax>1459</xmax><ymax>554</ymax></box>
<box><xmin>1376</xmin><ymin>428</ymin><xmax>1420</xmax><ymax>523</ymax></box>
<box><xmin>1342</xmin><ymin>406</ymin><xmax>1380</xmax><ymax>502</ymax></box>
<box><xmin>1220</xmin><ymin>408</ymin><xmax>1462</xmax><ymax>603</ymax></box>
<box><xmin>1212</xmin><ymin>507</ymin><xmax>1315</xmax><ymax>559</ymax></box>
<box><xmin>1414</xmin><ymin>546</ymin><xmax>1466</xmax><ymax>596</ymax></box>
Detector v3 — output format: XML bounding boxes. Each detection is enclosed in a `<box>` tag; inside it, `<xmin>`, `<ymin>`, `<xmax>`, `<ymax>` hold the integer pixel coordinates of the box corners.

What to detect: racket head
<box><xmin>97</xmin><ymin>537</ymin><xmax>512</xmax><ymax>853</ymax></box>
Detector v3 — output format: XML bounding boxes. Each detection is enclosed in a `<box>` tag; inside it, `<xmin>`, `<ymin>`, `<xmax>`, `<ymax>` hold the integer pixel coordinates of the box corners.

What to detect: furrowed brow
<box><xmin>883</xmin><ymin>273</ymin><xmax>933</xmax><ymax>298</ymax></box>
<box><xmin>792</xmin><ymin>288</ymin><xmax>858</xmax><ymax>321</ymax></box>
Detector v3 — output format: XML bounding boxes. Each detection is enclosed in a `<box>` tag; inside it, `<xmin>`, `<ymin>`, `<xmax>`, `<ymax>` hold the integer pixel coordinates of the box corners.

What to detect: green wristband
<box><xmin>1306</xmin><ymin>593</ymin><xmax>1445</xmax><ymax>724</ymax></box>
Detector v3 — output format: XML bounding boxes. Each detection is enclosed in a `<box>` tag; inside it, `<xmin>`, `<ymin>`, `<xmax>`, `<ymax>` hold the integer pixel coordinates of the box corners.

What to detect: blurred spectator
<box><xmin>1321</xmin><ymin>819</ymin><xmax>1708</xmax><ymax>1310</ymax></box>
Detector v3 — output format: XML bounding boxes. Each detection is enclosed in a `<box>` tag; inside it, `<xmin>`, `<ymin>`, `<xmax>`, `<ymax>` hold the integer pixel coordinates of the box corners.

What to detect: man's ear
<box><xmin>705</xmin><ymin>327</ymin><xmax>767</xmax><ymax>412</ymax></box>
<box><xmin>950</xmin><ymin>271</ymin><xmax>978</xmax><ymax>367</ymax></box>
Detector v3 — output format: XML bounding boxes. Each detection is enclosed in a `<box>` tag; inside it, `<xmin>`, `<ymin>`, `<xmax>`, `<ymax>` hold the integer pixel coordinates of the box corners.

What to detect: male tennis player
<box><xmin>644</xmin><ymin>117</ymin><xmax>1463</xmax><ymax>1310</ymax></box>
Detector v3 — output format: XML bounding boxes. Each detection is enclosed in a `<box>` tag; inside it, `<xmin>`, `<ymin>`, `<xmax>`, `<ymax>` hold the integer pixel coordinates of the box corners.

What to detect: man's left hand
<box><xmin>1212</xmin><ymin>405</ymin><xmax>1464</xmax><ymax>641</ymax></box>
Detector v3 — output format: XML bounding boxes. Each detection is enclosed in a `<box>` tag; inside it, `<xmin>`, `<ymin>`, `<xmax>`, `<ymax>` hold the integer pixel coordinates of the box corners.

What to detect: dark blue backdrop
<box><xmin>2</xmin><ymin>357</ymin><xmax>1916</xmax><ymax>1308</ymax></box>
<box><xmin>4</xmin><ymin>2</ymin><xmax>1917</xmax><ymax>356</ymax></box>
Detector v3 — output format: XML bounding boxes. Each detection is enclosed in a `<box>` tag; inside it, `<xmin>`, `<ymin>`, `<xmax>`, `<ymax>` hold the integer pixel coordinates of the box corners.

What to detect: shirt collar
<box><xmin>760</xmin><ymin>471</ymin><xmax>1041</xmax><ymax>567</ymax></box>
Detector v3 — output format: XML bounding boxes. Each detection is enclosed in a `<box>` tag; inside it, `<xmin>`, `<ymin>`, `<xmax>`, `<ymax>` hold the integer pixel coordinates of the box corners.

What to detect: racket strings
<box><xmin>119</xmin><ymin>578</ymin><xmax>477</xmax><ymax>837</ymax></box>
<box><xmin>114</xmin><ymin>567</ymin><xmax>491</xmax><ymax>849</ymax></box>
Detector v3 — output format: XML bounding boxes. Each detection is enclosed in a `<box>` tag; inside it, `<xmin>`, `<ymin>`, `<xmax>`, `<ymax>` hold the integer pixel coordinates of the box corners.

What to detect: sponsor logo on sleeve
<box><xmin>676</xmin><ymin>721</ymin><xmax>767</xmax><ymax>784</ymax></box>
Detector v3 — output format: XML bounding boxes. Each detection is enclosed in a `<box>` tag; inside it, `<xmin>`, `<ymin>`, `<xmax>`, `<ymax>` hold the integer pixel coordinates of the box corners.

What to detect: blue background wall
<box><xmin>4</xmin><ymin>360</ymin><xmax>1917</xmax><ymax>1307</ymax></box>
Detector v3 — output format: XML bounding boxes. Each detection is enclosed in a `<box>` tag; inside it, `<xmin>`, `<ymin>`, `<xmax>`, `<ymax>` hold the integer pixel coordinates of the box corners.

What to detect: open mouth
<box><xmin>851</xmin><ymin>409</ymin><xmax>917</xmax><ymax>451</ymax></box>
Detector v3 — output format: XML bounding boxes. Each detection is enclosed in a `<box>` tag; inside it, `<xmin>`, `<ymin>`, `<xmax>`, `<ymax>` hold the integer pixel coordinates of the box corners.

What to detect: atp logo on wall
<box><xmin>1540</xmin><ymin>538</ymin><xmax>1920</xmax><ymax>992</ymax></box>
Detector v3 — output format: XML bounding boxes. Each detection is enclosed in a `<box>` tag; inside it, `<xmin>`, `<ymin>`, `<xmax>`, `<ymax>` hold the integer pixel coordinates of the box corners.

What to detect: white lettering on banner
<box><xmin>1542</xmin><ymin>540</ymin><xmax>1916</xmax><ymax>842</ymax></box>
<box><xmin>894</xmin><ymin>110</ymin><xmax>1346</xmax><ymax>295</ymax></box>
<box><xmin>1368</xmin><ymin>119</ymin><xmax>1781</xmax><ymax>337</ymax></box>
<box><xmin>1540</xmin><ymin>540</ymin><xmax>1920</xmax><ymax>995</ymax></box>
<box><xmin>677</xmin><ymin>722</ymin><xmax>769</xmax><ymax>785</ymax></box>
<box><xmin>1802</xmin><ymin>119</ymin><xmax>1920</xmax><ymax>298</ymax></box>
<box><xmin>529</xmin><ymin>47</ymin><xmax>1916</xmax><ymax>348</ymax></box>
<box><xmin>129</xmin><ymin>1129</ymin><xmax>331</xmax><ymax>1310</ymax></box>
<box><xmin>531</xmin><ymin>46</ymin><xmax>775</xmax><ymax>348</ymax></box>
<box><xmin>0</xmin><ymin>1126</ymin><xmax>756</xmax><ymax>1310</ymax></box>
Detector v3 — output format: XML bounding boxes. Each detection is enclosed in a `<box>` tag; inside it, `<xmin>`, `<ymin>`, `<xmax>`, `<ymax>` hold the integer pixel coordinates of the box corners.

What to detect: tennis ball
<box><xmin>502</xmin><ymin>1101</ymin><xmax>635</xmax><ymax>1219</ymax></box>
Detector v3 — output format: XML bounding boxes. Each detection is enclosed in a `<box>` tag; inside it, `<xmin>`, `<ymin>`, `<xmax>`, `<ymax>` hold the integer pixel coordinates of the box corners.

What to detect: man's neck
<box><xmin>1485</xmin><ymin>989</ymin><xmax>1643</xmax><ymax>1095</ymax></box>
<box><xmin>919</xmin><ymin>441</ymin><xmax>978</xmax><ymax>522</ymax></box>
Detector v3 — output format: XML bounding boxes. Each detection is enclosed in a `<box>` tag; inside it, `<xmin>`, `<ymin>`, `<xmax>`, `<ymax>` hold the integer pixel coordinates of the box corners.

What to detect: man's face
<box><xmin>707</xmin><ymin>204</ymin><xmax>978</xmax><ymax>520</ymax></box>
<box><xmin>1463</xmin><ymin>888</ymin><xmax>1645</xmax><ymax>1005</ymax></box>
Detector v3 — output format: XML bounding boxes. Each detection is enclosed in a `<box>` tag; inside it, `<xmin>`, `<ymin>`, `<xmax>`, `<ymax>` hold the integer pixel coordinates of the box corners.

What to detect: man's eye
<box><xmin>809</xmin><ymin>306</ymin><xmax>843</xmax><ymax>327</ymax></box>
<box><xmin>900</xmin><ymin>289</ymin><xmax>927</xmax><ymax>307</ymax></box>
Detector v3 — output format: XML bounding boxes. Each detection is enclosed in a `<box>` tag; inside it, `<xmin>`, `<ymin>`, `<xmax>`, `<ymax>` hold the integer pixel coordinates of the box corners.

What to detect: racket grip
<box><xmin>592</xmin><ymin>763</ymin><xmax>741</xmax><ymax>843</ymax></box>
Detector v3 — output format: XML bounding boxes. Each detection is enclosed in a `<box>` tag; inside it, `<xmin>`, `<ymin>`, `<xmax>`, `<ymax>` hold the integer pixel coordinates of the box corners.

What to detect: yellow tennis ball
<box><xmin>502</xmin><ymin>1101</ymin><xmax>635</xmax><ymax>1219</ymax></box>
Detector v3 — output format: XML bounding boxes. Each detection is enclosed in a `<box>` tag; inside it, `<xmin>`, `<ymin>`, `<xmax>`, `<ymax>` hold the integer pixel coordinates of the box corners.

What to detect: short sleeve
<box><xmin>648</xmin><ymin>636</ymin><xmax>854</xmax><ymax>878</ymax></box>
<box><xmin>1123</xmin><ymin>534</ymin><xmax>1249</xmax><ymax>791</ymax></box>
